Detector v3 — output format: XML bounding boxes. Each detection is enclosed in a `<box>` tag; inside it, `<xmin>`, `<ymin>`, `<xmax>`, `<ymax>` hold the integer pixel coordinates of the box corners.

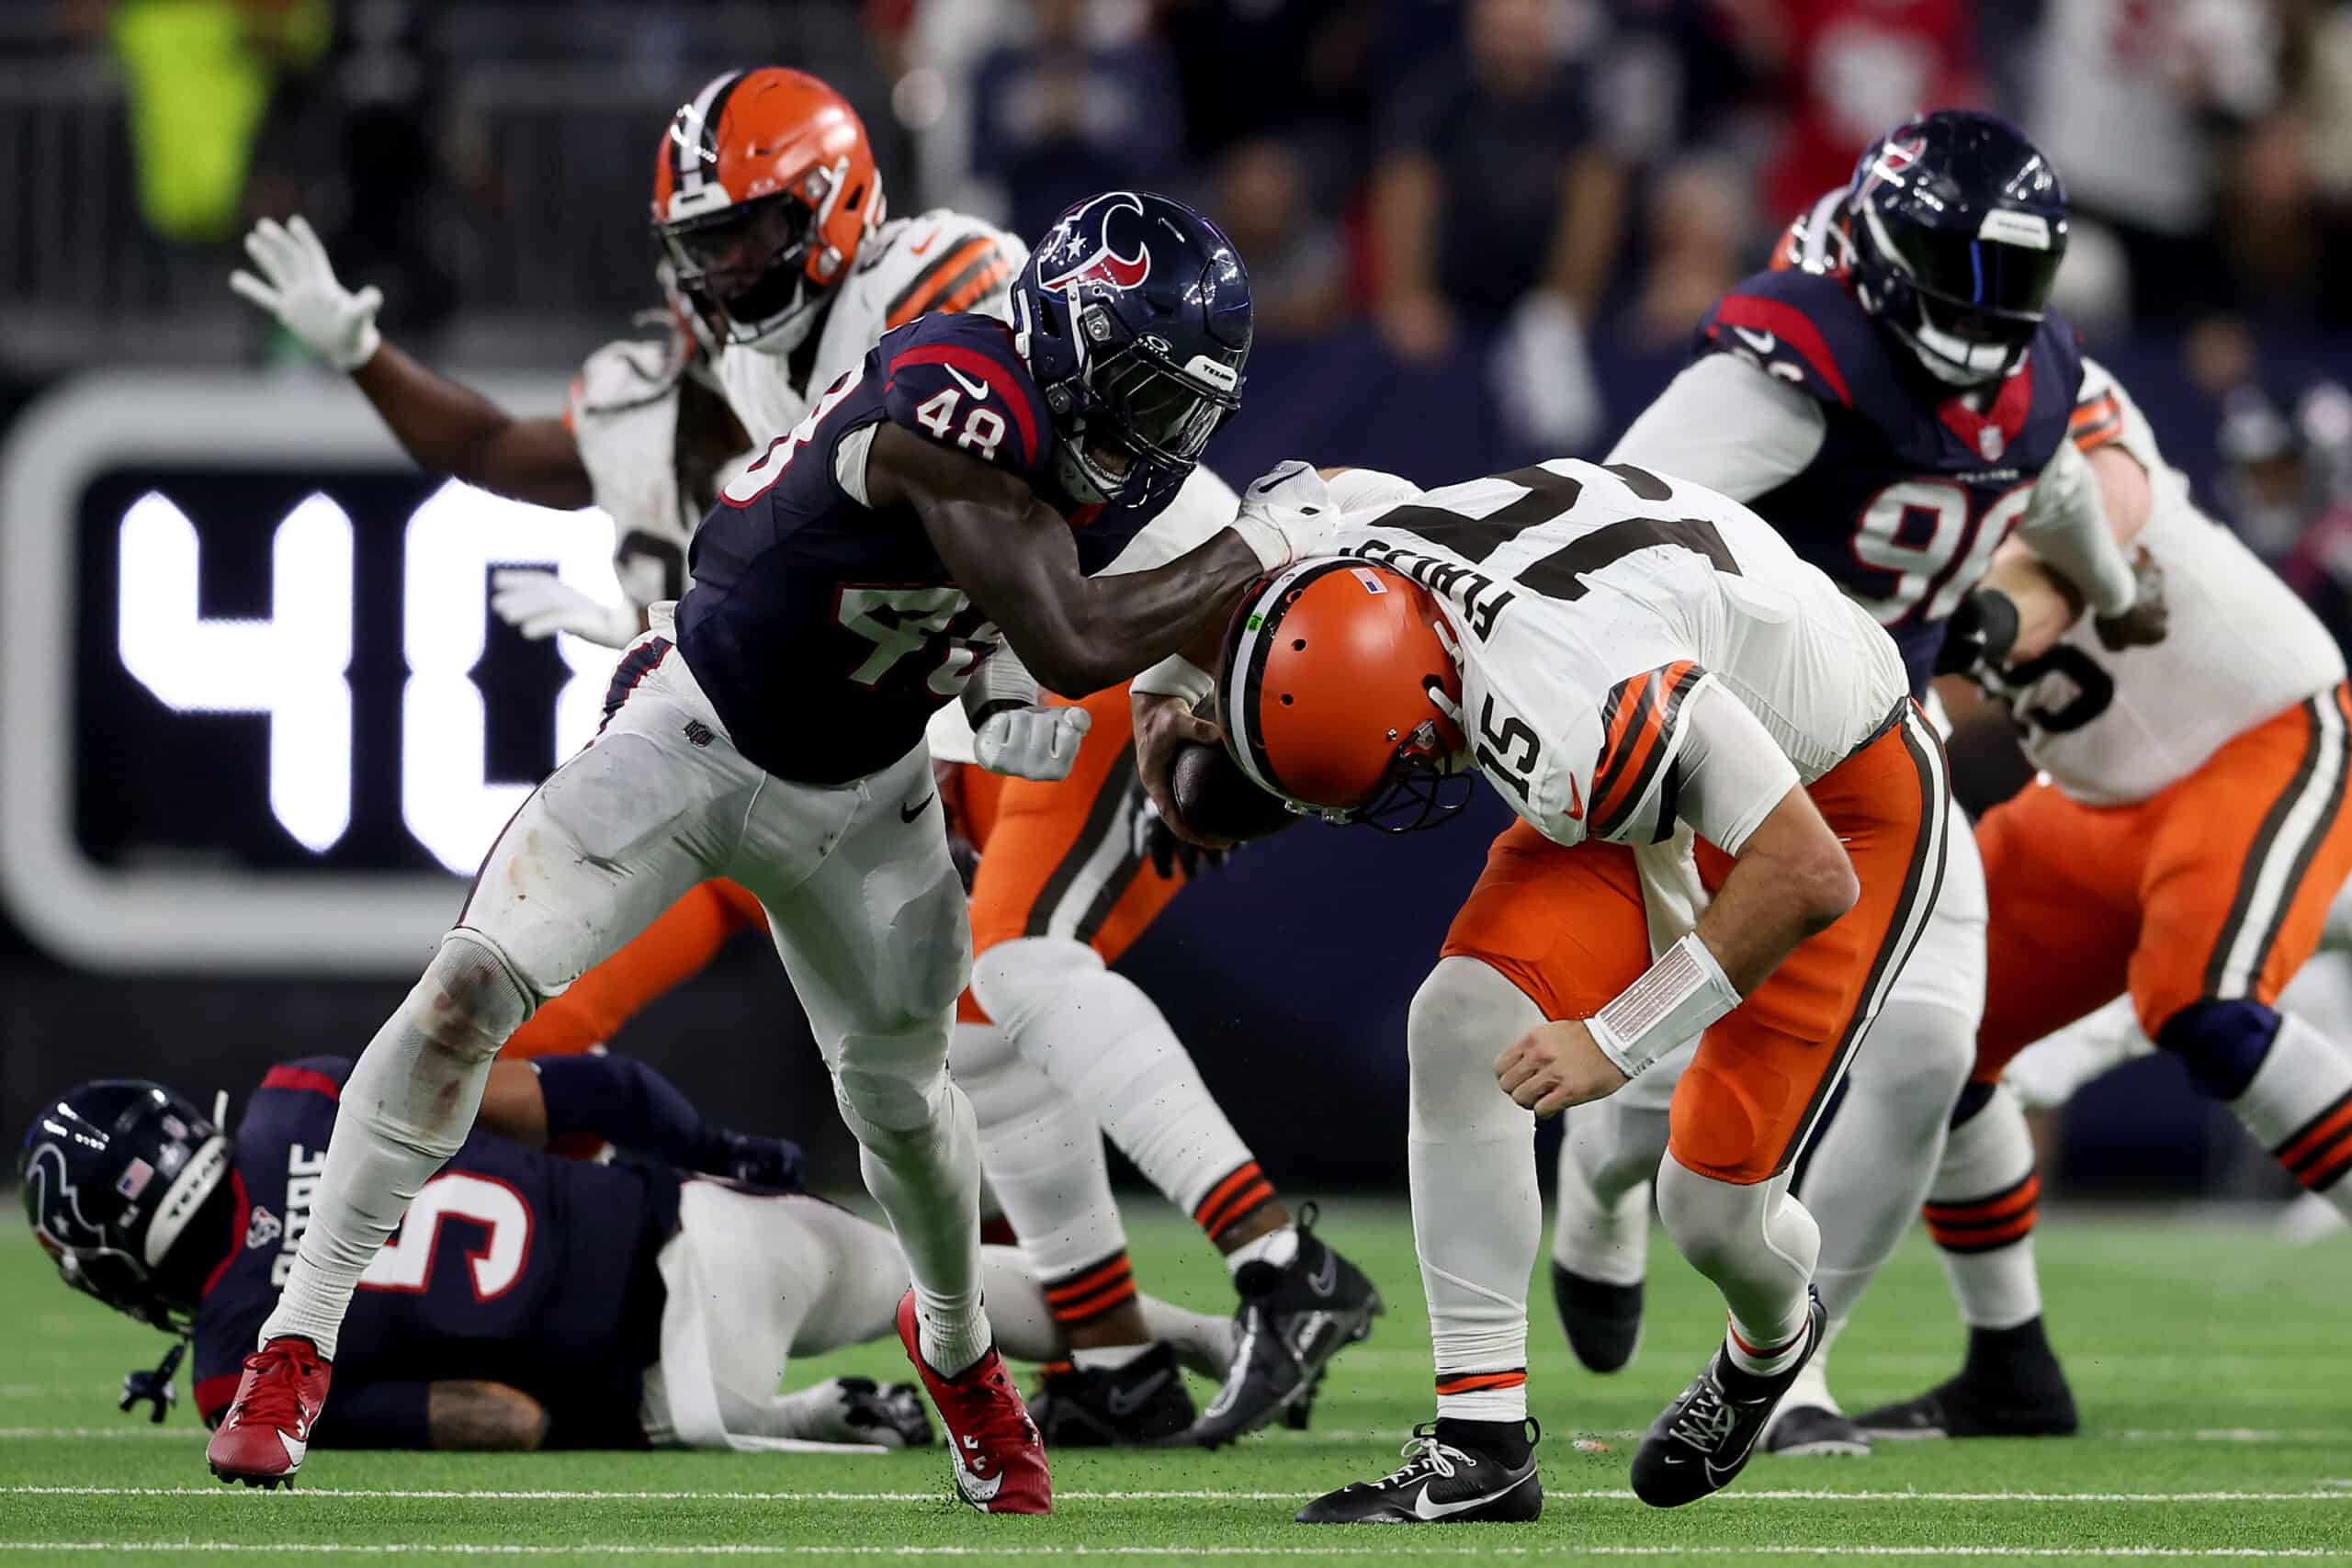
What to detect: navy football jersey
<box><xmin>193</xmin><ymin>1057</ymin><xmax>677</xmax><ymax>1450</ymax></box>
<box><xmin>1693</xmin><ymin>267</ymin><xmax>2086</xmax><ymax>694</ymax></box>
<box><xmin>676</xmin><ymin>310</ymin><xmax>1159</xmax><ymax>784</ymax></box>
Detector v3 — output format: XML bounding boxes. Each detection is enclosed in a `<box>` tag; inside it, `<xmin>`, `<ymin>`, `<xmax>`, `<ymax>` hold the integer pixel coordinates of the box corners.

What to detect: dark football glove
<box><xmin>2093</xmin><ymin>547</ymin><xmax>2168</xmax><ymax>651</ymax></box>
<box><xmin>1133</xmin><ymin>790</ymin><xmax>1229</xmax><ymax>878</ymax></box>
<box><xmin>1935</xmin><ymin>587</ymin><xmax>2022</xmax><ymax>677</ymax></box>
<box><xmin>694</xmin><ymin>1128</ymin><xmax>807</xmax><ymax>1193</ymax></box>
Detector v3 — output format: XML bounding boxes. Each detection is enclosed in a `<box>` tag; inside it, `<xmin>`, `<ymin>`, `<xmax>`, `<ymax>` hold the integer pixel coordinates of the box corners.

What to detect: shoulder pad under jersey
<box><xmin>568</xmin><ymin>321</ymin><xmax>688</xmax><ymax>423</ymax></box>
<box><xmin>876</xmin><ymin>310</ymin><xmax>1054</xmax><ymax>476</ymax></box>
<box><xmin>1694</xmin><ymin>268</ymin><xmax>1880</xmax><ymax>411</ymax></box>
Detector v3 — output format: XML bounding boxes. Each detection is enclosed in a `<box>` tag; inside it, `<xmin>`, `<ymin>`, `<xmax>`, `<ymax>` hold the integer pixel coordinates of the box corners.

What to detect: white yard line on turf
<box><xmin>3</xmin><ymin>1545</ymin><xmax>2350</xmax><ymax>1559</ymax></box>
<box><xmin>8</xmin><ymin>1486</ymin><xmax>2352</xmax><ymax>1504</ymax></box>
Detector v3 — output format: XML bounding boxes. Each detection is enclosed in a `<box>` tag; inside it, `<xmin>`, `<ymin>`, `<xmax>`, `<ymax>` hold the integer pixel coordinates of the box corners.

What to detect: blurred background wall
<box><xmin>8</xmin><ymin>0</ymin><xmax>2352</xmax><ymax>1199</ymax></box>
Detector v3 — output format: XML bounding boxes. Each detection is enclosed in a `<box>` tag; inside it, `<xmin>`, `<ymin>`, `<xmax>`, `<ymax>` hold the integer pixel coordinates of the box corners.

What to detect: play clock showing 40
<box><xmin>0</xmin><ymin>371</ymin><xmax>630</xmax><ymax>973</ymax></box>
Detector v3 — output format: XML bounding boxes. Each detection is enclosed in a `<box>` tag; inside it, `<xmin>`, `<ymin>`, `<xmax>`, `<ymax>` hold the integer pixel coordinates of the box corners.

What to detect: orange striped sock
<box><xmin>1434</xmin><ymin>1368</ymin><xmax>1527</xmax><ymax>1423</ymax></box>
<box><xmin>1042</xmin><ymin>1251</ymin><xmax>1137</xmax><ymax>1328</ymax></box>
<box><xmin>1193</xmin><ymin>1160</ymin><xmax>1278</xmax><ymax>1248</ymax></box>
<box><xmin>1923</xmin><ymin>1172</ymin><xmax>2041</xmax><ymax>1254</ymax></box>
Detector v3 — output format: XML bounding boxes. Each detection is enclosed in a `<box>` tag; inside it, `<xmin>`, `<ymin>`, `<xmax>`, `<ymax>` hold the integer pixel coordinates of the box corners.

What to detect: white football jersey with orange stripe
<box><xmin>1985</xmin><ymin>360</ymin><xmax>2346</xmax><ymax>806</ymax></box>
<box><xmin>1331</xmin><ymin>458</ymin><xmax>1909</xmax><ymax>849</ymax></box>
<box><xmin>567</xmin><ymin>324</ymin><xmax>753</xmax><ymax>611</ymax></box>
<box><xmin>718</xmin><ymin>208</ymin><xmax>1027</xmax><ymax>442</ymax></box>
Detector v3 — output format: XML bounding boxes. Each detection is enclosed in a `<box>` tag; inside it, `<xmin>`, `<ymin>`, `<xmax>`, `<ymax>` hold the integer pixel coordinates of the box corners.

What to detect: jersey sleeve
<box><xmin>1694</xmin><ymin>268</ymin><xmax>1860</xmax><ymax>410</ymax></box>
<box><xmin>1587</xmin><ymin>660</ymin><xmax>1711</xmax><ymax>845</ymax></box>
<box><xmin>880</xmin><ymin>218</ymin><xmax>1026</xmax><ymax>333</ymax></box>
<box><xmin>2070</xmin><ymin>355</ymin><xmax>2138</xmax><ymax>459</ymax></box>
<box><xmin>876</xmin><ymin>312</ymin><xmax>1055</xmax><ymax>475</ymax></box>
<box><xmin>1606</xmin><ymin>355</ymin><xmax>1827</xmax><ymax>504</ymax></box>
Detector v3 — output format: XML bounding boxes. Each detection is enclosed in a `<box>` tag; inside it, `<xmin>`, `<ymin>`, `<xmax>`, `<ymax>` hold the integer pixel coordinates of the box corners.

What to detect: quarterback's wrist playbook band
<box><xmin>1585</xmin><ymin>932</ymin><xmax>1742</xmax><ymax>1079</ymax></box>
<box><xmin>1131</xmin><ymin>654</ymin><xmax>1214</xmax><ymax>709</ymax></box>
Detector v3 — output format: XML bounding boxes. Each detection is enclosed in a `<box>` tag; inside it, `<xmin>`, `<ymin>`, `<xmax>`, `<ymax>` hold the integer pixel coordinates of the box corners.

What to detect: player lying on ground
<box><xmin>1138</xmin><ymin>457</ymin><xmax>1947</xmax><ymax>1519</ymax></box>
<box><xmin>202</xmin><ymin>183</ymin><xmax>1321</xmax><ymax>1517</ymax></box>
<box><xmin>20</xmin><ymin>1055</ymin><xmax>1232</xmax><ymax>1451</ymax></box>
<box><xmin>235</xmin><ymin>72</ymin><xmax>1370</xmax><ymax>1447</ymax></box>
<box><xmin>1543</xmin><ymin>109</ymin><xmax>2165</xmax><ymax>1458</ymax></box>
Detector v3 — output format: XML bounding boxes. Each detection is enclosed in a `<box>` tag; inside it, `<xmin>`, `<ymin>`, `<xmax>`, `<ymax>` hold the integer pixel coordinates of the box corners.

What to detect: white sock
<box><xmin>1552</xmin><ymin>1098</ymin><xmax>1668</xmax><ymax>1286</ymax></box>
<box><xmin>1072</xmin><ymin>1343</ymin><xmax>1152</xmax><ymax>1372</ymax></box>
<box><xmin>974</xmin><ymin>940</ymin><xmax>1261</xmax><ymax>1235</ymax></box>
<box><xmin>1656</xmin><ymin>1156</ymin><xmax>1817</xmax><ymax>1364</ymax></box>
<box><xmin>1926</xmin><ymin>1084</ymin><xmax>2043</xmax><ymax>1330</ymax></box>
<box><xmin>954</xmin><ymin>1020</ymin><xmax>1129</xmax><ymax>1280</ymax></box>
<box><xmin>1409</xmin><ymin>959</ymin><xmax>1544</xmax><ymax>1426</ymax></box>
<box><xmin>1798</xmin><ymin>998</ymin><xmax>1974</xmax><ymax>1333</ymax></box>
<box><xmin>842</xmin><ymin>1072</ymin><xmax>988</xmax><ymax>1376</ymax></box>
<box><xmin>2234</xmin><ymin>1014</ymin><xmax>2352</xmax><ymax>1216</ymax></box>
<box><xmin>261</xmin><ymin>931</ymin><xmax>526</xmax><ymax>1359</ymax></box>
<box><xmin>1225</xmin><ymin>1224</ymin><xmax>1298</xmax><ymax>1273</ymax></box>
<box><xmin>975</xmin><ymin>1245</ymin><xmax>1234</xmax><ymax>1377</ymax></box>
<box><xmin>1140</xmin><ymin>1296</ymin><xmax>1238</xmax><ymax>1382</ymax></box>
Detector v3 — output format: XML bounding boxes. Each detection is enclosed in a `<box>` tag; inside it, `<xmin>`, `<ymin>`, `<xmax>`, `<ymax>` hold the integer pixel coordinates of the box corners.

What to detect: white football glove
<box><xmin>1227</xmin><ymin>459</ymin><xmax>1339</xmax><ymax>570</ymax></box>
<box><xmin>490</xmin><ymin>569</ymin><xmax>642</xmax><ymax>649</ymax></box>
<box><xmin>228</xmin><ymin>216</ymin><xmax>384</xmax><ymax>372</ymax></box>
<box><xmin>973</xmin><ymin>704</ymin><xmax>1092</xmax><ymax>781</ymax></box>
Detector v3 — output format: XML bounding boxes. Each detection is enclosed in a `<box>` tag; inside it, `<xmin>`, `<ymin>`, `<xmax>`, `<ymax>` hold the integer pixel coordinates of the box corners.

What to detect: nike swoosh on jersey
<box><xmin>1566</xmin><ymin>774</ymin><xmax>1585</xmax><ymax>821</ymax></box>
<box><xmin>945</xmin><ymin>365</ymin><xmax>991</xmax><ymax>400</ymax></box>
<box><xmin>901</xmin><ymin>793</ymin><xmax>935</xmax><ymax>823</ymax></box>
<box><xmin>1411</xmin><ymin>1471</ymin><xmax>1529</xmax><ymax>1520</ymax></box>
<box><xmin>909</xmin><ymin>225</ymin><xmax>941</xmax><ymax>257</ymax></box>
<box><xmin>1733</xmin><ymin>326</ymin><xmax>1777</xmax><ymax>355</ymax></box>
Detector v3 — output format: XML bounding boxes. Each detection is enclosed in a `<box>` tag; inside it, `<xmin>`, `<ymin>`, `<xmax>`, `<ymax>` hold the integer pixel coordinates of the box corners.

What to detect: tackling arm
<box><xmin>869</xmin><ymin>423</ymin><xmax>1275</xmax><ymax>697</ymax></box>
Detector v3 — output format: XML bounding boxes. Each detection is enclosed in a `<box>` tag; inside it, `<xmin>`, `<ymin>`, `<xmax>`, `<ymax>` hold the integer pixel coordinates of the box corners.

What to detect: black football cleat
<box><xmin>1856</xmin><ymin>1320</ymin><xmax>2078</xmax><ymax>1440</ymax></box>
<box><xmin>1188</xmin><ymin>1206</ymin><xmax>1382</xmax><ymax>1448</ymax></box>
<box><xmin>1025</xmin><ymin>1343</ymin><xmax>1196</xmax><ymax>1446</ymax></box>
<box><xmin>1553</xmin><ymin>1260</ymin><xmax>1644</xmax><ymax>1373</ymax></box>
<box><xmin>1762</xmin><ymin>1403</ymin><xmax>1871</xmax><ymax>1457</ymax></box>
<box><xmin>812</xmin><ymin>1376</ymin><xmax>933</xmax><ymax>1449</ymax></box>
<box><xmin>1631</xmin><ymin>1286</ymin><xmax>1826</xmax><ymax>1507</ymax></box>
<box><xmin>1297</xmin><ymin>1419</ymin><xmax>1542</xmax><ymax>1524</ymax></box>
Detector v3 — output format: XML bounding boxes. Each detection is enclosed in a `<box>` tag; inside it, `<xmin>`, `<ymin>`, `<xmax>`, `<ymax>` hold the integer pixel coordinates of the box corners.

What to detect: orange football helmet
<box><xmin>651</xmin><ymin>67</ymin><xmax>885</xmax><ymax>353</ymax></box>
<box><xmin>1216</xmin><ymin>559</ymin><xmax>1471</xmax><ymax>832</ymax></box>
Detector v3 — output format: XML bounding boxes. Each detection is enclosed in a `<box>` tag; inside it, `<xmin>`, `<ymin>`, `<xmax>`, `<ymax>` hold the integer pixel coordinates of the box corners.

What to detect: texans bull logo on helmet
<box><xmin>23</xmin><ymin>1141</ymin><xmax>107</xmax><ymax>1262</ymax></box>
<box><xmin>1036</xmin><ymin>192</ymin><xmax>1152</xmax><ymax>296</ymax></box>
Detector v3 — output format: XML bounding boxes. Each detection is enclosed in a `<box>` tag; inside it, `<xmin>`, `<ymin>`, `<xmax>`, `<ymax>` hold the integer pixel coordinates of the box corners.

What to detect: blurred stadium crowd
<box><xmin>12</xmin><ymin>0</ymin><xmax>2352</xmax><ymax>635</ymax></box>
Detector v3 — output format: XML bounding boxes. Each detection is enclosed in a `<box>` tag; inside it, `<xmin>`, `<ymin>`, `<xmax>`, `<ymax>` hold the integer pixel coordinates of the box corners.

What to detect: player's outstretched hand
<box><xmin>2094</xmin><ymin>547</ymin><xmax>2169</xmax><ymax>651</ymax></box>
<box><xmin>228</xmin><ymin>216</ymin><xmax>384</xmax><ymax>372</ymax></box>
<box><xmin>973</xmin><ymin>703</ymin><xmax>1091</xmax><ymax>781</ymax></box>
<box><xmin>1133</xmin><ymin>690</ymin><xmax>1229</xmax><ymax>848</ymax></box>
<box><xmin>491</xmin><ymin>569</ymin><xmax>643</xmax><ymax>649</ymax></box>
<box><xmin>1227</xmin><ymin>459</ymin><xmax>1338</xmax><ymax>569</ymax></box>
<box><xmin>1497</xmin><ymin>1020</ymin><xmax>1631</xmax><ymax>1118</ymax></box>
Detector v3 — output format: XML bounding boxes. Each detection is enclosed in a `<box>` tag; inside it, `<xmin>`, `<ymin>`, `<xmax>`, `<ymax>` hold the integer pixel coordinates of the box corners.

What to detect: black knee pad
<box><xmin>1948</xmin><ymin>1077</ymin><xmax>1997</xmax><ymax>1130</ymax></box>
<box><xmin>2155</xmin><ymin>998</ymin><xmax>2281</xmax><ymax>1101</ymax></box>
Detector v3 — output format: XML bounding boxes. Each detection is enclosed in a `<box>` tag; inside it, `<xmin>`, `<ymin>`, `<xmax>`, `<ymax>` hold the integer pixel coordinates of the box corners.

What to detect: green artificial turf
<box><xmin>3</xmin><ymin>1199</ymin><xmax>2348</xmax><ymax>1564</ymax></box>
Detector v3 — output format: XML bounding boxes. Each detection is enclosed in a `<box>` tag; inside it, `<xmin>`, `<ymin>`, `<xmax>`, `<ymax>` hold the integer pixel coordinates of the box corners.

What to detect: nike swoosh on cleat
<box><xmin>1410</xmin><ymin>1472</ymin><xmax>1529</xmax><ymax>1520</ymax></box>
<box><xmin>953</xmin><ymin>1451</ymin><xmax>1005</xmax><ymax>1503</ymax></box>
<box><xmin>1306</xmin><ymin>1251</ymin><xmax>1339</xmax><ymax>1298</ymax></box>
<box><xmin>1104</xmin><ymin>1371</ymin><xmax>1173</xmax><ymax>1418</ymax></box>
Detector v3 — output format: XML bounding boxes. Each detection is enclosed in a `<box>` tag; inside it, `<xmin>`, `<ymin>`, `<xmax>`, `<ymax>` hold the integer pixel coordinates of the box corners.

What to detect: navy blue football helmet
<box><xmin>1011</xmin><ymin>190</ymin><xmax>1250</xmax><ymax>512</ymax></box>
<box><xmin>1847</xmin><ymin>110</ymin><xmax>2069</xmax><ymax>388</ymax></box>
<box><xmin>20</xmin><ymin>1080</ymin><xmax>233</xmax><ymax>1334</ymax></box>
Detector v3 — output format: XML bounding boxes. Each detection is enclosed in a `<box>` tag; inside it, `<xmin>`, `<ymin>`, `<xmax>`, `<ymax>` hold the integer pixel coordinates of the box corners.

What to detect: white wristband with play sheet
<box><xmin>1585</xmin><ymin>932</ymin><xmax>1742</xmax><ymax>1078</ymax></box>
<box><xmin>1130</xmin><ymin>653</ymin><xmax>1214</xmax><ymax>709</ymax></box>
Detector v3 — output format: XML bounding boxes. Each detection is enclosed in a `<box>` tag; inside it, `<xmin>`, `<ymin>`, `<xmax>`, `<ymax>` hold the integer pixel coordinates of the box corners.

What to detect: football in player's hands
<box><xmin>1170</xmin><ymin>741</ymin><xmax>1299</xmax><ymax>844</ymax></box>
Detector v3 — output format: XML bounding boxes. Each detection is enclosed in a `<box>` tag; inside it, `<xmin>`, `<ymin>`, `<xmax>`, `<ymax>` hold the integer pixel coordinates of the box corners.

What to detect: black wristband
<box><xmin>1971</xmin><ymin>588</ymin><xmax>2021</xmax><ymax>668</ymax></box>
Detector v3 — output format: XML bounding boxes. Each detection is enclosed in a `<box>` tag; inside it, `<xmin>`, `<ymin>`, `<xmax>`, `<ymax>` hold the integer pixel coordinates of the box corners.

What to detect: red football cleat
<box><xmin>205</xmin><ymin>1337</ymin><xmax>331</xmax><ymax>1488</ymax></box>
<box><xmin>895</xmin><ymin>1291</ymin><xmax>1050</xmax><ymax>1514</ymax></box>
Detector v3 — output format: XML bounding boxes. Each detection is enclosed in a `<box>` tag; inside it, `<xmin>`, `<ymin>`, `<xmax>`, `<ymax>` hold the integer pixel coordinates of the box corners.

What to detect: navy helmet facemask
<box><xmin>1011</xmin><ymin>190</ymin><xmax>1251</xmax><ymax>513</ymax></box>
<box><xmin>1847</xmin><ymin>110</ymin><xmax>2069</xmax><ymax>389</ymax></box>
